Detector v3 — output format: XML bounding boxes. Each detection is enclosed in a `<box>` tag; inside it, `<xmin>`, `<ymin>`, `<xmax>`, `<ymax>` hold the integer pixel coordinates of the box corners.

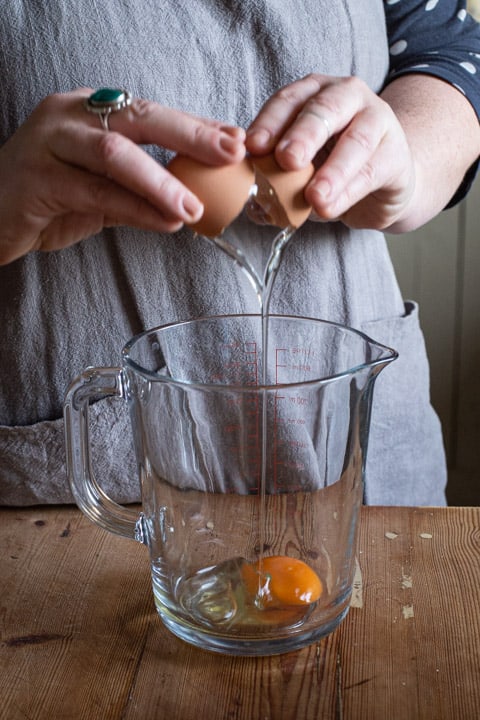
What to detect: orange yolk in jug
<box><xmin>242</xmin><ymin>555</ymin><xmax>323</xmax><ymax>608</ymax></box>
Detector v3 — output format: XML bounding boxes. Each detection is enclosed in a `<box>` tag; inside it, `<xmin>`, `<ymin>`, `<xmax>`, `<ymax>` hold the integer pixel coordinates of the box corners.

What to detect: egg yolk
<box><xmin>242</xmin><ymin>555</ymin><xmax>322</xmax><ymax>608</ymax></box>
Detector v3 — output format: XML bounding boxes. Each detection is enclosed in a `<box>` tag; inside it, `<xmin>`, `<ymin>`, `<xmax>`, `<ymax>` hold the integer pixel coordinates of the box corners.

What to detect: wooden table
<box><xmin>1</xmin><ymin>506</ymin><xmax>479</xmax><ymax>720</ymax></box>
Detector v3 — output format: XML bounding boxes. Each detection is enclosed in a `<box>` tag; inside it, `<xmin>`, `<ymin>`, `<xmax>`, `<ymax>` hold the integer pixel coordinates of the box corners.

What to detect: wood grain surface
<box><xmin>1</xmin><ymin>505</ymin><xmax>479</xmax><ymax>719</ymax></box>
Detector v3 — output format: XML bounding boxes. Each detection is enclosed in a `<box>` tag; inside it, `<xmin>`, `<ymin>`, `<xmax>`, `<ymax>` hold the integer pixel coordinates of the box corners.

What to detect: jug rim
<box><xmin>122</xmin><ymin>313</ymin><xmax>398</xmax><ymax>391</ymax></box>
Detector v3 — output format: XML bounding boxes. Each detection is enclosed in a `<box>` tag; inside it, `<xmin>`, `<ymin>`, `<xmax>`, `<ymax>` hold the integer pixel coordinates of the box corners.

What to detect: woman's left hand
<box><xmin>245</xmin><ymin>73</ymin><xmax>416</xmax><ymax>231</ymax></box>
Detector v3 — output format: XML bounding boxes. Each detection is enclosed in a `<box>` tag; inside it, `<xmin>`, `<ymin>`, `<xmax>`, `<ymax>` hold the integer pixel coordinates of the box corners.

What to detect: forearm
<box><xmin>381</xmin><ymin>73</ymin><xmax>480</xmax><ymax>233</ymax></box>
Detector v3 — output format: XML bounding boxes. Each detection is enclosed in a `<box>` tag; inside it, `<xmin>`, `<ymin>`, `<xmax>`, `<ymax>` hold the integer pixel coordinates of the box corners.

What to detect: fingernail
<box><xmin>182</xmin><ymin>192</ymin><xmax>203</xmax><ymax>221</ymax></box>
<box><xmin>220</xmin><ymin>125</ymin><xmax>246</xmax><ymax>140</ymax></box>
<box><xmin>219</xmin><ymin>133</ymin><xmax>241</xmax><ymax>154</ymax></box>
<box><xmin>245</xmin><ymin>128</ymin><xmax>271</xmax><ymax>147</ymax></box>
<box><xmin>277</xmin><ymin>139</ymin><xmax>305</xmax><ymax>165</ymax></box>
<box><xmin>310</xmin><ymin>178</ymin><xmax>331</xmax><ymax>200</ymax></box>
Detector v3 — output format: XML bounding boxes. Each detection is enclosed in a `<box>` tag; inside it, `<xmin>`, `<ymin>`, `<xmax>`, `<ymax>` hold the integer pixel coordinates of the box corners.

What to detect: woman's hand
<box><xmin>0</xmin><ymin>88</ymin><xmax>246</xmax><ymax>265</ymax></box>
<box><xmin>245</xmin><ymin>73</ymin><xmax>479</xmax><ymax>233</ymax></box>
<box><xmin>245</xmin><ymin>74</ymin><xmax>415</xmax><ymax>231</ymax></box>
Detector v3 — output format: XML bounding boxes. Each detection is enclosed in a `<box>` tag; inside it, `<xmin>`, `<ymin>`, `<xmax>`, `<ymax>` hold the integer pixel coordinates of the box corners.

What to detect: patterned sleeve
<box><xmin>385</xmin><ymin>0</ymin><xmax>480</xmax><ymax>117</ymax></box>
<box><xmin>384</xmin><ymin>0</ymin><xmax>480</xmax><ymax>204</ymax></box>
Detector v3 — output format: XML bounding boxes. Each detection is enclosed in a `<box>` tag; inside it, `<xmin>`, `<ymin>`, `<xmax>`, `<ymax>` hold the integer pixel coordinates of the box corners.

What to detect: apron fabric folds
<box><xmin>0</xmin><ymin>0</ymin><xmax>447</xmax><ymax>505</ymax></box>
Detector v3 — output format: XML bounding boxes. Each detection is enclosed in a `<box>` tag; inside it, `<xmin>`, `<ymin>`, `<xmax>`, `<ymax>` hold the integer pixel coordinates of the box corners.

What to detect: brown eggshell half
<box><xmin>167</xmin><ymin>155</ymin><xmax>255</xmax><ymax>238</ymax></box>
<box><xmin>251</xmin><ymin>154</ymin><xmax>315</xmax><ymax>229</ymax></box>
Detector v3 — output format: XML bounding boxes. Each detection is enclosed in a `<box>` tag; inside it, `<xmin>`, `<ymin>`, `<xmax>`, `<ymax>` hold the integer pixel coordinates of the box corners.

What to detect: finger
<box><xmin>113</xmin><ymin>100</ymin><xmax>247</xmax><ymax>163</ymax></box>
<box><xmin>51</xmin><ymin>123</ymin><xmax>205</xmax><ymax>224</ymax></box>
<box><xmin>306</xmin><ymin>105</ymin><xmax>387</xmax><ymax>210</ymax></box>
<box><xmin>71</xmin><ymin>88</ymin><xmax>246</xmax><ymax>165</ymax></box>
<box><xmin>337</xmin><ymin>155</ymin><xmax>414</xmax><ymax>230</ymax></box>
<box><xmin>306</xmin><ymin>96</ymin><xmax>413</xmax><ymax>225</ymax></box>
<box><xmin>273</xmin><ymin>76</ymin><xmax>374</xmax><ymax>170</ymax></box>
<box><xmin>33</xmin><ymin>162</ymin><xmax>190</xmax><ymax>233</ymax></box>
<box><xmin>38</xmin><ymin>207</ymin><xmax>174</xmax><ymax>255</ymax></box>
<box><xmin>35</xmin><ymin>212</ymin><xmax>106</xmax><ymax>253</ymax></box>
<box><xmin>246</xmin><ymin>75</ymin><xmax>328</xmax><ymax>153</ymax></box>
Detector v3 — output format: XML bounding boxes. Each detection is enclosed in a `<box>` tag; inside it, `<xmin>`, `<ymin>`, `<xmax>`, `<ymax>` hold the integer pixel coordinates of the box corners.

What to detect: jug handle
<box><xmin>64</xmin><ymin>366</ymin><xmax>138</xmax><ymax>540</ymax></box>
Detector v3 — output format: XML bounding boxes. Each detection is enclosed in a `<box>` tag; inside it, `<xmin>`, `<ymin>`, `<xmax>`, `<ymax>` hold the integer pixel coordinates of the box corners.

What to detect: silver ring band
<box><xmin>84</xmin><ymin>88</ymin><xmax>132</xmax><ymax>131</ymax></box>
<box><xmin>297</xmin><ymin>109</ymin><xmax>331</xmax><ymax>140</ymax></box>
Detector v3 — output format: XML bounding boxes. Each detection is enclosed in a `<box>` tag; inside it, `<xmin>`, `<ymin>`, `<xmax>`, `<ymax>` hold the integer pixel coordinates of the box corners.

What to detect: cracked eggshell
<box><xmin>251</xmin><ymin>154</ymin><xmax>315</xmax><ymax>229</ymax></box>
<box><xmin>167</xmin><ymin>155</ymin><xmax>255</xmax><ymax>238</ymax></box>
<box><xmin>168</xmin><ymin>151</ymin><xmax>315</xmax><ymax>238</ymax></box>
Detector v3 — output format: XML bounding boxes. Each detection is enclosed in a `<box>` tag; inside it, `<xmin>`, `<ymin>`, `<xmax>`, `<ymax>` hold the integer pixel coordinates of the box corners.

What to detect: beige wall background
<box><xmin>386</xmin><ymin>176</ymin><xmax>480</xmax><ymax>506</ymax></box>
<box><xmin>469</xmin><ymin>0</ymin><xmax>480</xmax><ymax>20</ymax></box>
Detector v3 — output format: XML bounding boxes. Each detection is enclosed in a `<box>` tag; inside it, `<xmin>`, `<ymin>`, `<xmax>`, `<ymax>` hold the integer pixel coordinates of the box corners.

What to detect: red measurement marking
<box><xmin>271</xmin><ymin>382</ymin><xmax>311</xmax><ymax>490</ymax></box>
<box><xmin>289</xmin><ymin>395</ymin><xmax>310</xmax><ymax>405</ymax></box>
<box><xmin>273</xmin><ymin>390</ymin><xmax>281</xmax><ymax>491</ymax></box>
<box><xmin>275</xmin><ymin>348</ymin><xmax>288</xmax><ymax>385</ymax></box>
<box><xmin>291</xmin><ymin>347</ymin><xmax>313</xmax><ymax>356</ymax></box>
<box><xmin>291</xmin><ymin>364</ymin><xmax>312</xmax><ymax>372</ymax></box>
<box><xmin>222</xmin><ymin>362</ymin><xmax>260</xmax><ymax>498</ymax></box>
<box><xmin>226</xmin><ymin>396</ymin><xmax>245</xmax><ymax>406</ymax></box>
<box><xmin>288</xmin><ymin>439</ymin><xmax>308</xmax><ymax>449</ymax></box>
<box><xmin>275</xmin><ymin>347</ymin><xmax>315</xmax><ymax>382</ymax></box>
<box><xmin>224</xmin><ymin>424</ymin><xmax>240</xmax><ymax>433</ymax></box>
<box><xmin>287</xmin><ymin>461</ymin><xmax>305</xmax><ymax>470</ymax></box>
<box><xmin>234</xmin><ymin>358</ymin><xmax>258</xmax><ymax>365</ymax></box>
<box><xmin>219</xmin><ymin>341</ymin><xmax>259</xmax><ymax>385</ymax></box>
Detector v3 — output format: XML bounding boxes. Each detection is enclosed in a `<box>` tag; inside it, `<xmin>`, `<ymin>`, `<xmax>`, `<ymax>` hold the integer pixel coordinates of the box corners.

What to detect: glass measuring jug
<box><xmin>64</xmin><ymin>314</ymin><xmax>397</xmax><ymax>656</ymax></box>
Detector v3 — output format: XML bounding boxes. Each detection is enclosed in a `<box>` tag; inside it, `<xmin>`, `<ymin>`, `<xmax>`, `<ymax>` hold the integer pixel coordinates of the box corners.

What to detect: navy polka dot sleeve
<box><xmin>384</xmin><ymin>0</ymin><xmax>480</xmax><ymax>204</ymax></box>
<box><xmin>385</xmin><ymin>0</ymin><xmax>480</xmax><ymax>117</ymax></box>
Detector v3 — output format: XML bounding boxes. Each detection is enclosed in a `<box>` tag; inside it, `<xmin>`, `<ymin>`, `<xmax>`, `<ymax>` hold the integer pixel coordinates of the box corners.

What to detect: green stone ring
<box><xmin>84</xmin><ymin>88</ymin><xmax>132</xmax><ymax>131</ymax></box>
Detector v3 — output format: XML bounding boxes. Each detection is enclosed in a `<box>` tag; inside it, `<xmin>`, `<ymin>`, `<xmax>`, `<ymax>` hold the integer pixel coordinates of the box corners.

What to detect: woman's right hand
<box><xmin>0</xmin><ymin>88</ymin><xmax>246</xmax><ymax>265</ymax></box>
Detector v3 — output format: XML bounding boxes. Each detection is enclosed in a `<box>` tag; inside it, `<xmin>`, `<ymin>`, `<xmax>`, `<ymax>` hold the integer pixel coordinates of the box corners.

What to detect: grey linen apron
<box><xmin>0</xmin><ymin>0</ymin><xmax>447</xmax><ymax>505</ymax></box>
